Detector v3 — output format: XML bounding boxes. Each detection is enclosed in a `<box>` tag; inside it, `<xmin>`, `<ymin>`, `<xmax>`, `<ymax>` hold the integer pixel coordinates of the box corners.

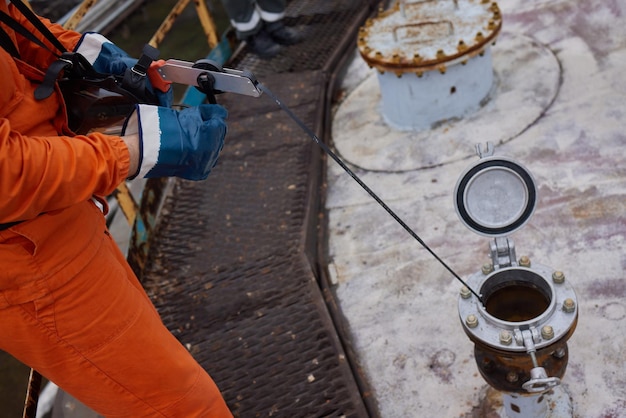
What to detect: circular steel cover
<box><xmin>358</xmin><ymin>0</ymin><xmax>502</xmax><ymax>74</ymax></box>
<box><xmin>454</xmin><ymin>156</ymin><xmax>537</xmax><ymax>237</ymax></box>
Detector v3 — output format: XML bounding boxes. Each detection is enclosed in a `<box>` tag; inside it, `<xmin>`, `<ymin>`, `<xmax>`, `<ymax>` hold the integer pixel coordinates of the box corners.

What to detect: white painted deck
<box><xmin>326</xmin><ymin>0</ymin><xmax>626</xmax><ymax>416</ymax></box>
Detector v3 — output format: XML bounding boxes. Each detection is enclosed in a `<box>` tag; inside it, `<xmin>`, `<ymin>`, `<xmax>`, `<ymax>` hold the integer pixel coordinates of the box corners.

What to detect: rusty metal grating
<box><xmin>230</xmin><ymin>0</ymin><xmax>369</xmax><ymax>77</ymax></box>
<box><xmin>141</xmin><ymin>23</ymin><xmax>374</xmax><ymax>415</ymax></box>
<box><xmin>139</xmin><ymin>0</ymin><xmax>376</xmax><ymax>415</ymax></box>
<box><xmin>145</xmin><ymin>252</ymin><xmax>362</xmax><ymax>417</ymax></box>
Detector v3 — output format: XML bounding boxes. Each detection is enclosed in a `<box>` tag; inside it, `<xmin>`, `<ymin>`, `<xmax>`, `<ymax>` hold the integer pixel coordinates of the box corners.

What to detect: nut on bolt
<box><xmin>466</xmin><ymin>314</ymin><xmax>479</xmax><ymax>328</ymax></box>
<box><xmin>519</xmin><ymin>255</ymin><xmax>531</xmax><ymax>267</ymax></box>
<box><xmin>541</xmin><ymin>325</ymin><xmax>554</xmax><ymax>340</ymax></box>
<box><xmin>482</xmin><ymin>263</ymin><xmax>493</xmax><ymax>275</ymax></box>
<box><xmin>552</xmin><ymin>271</ymin><xmax>565</xmax><ymax>284</ymax></box>
<box><xmin>506</xmin><ymin>371</ymin><xmax>519</xmax><ymax>383</ymax></box>
<box><xmin>563</xmin><ymin>298</ymin><xmax>576</xmax><ymax>313</ymax></box>
<box><xmin>553</xmin><ymin>347</ymin><xmax>566</xmax><ymax>359</ymax></box>
<box><xmin>499</xmin><ymin>330</ymin><xmax>512</xmax><ymax>345</ymax></box>
<box><xmin>460</xmin><ymin>286</ymin><xmax>472</xmax><ymax>299</ymax></box>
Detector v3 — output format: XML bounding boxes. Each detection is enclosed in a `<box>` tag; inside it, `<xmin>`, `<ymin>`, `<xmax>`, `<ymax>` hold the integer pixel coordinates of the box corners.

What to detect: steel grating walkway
<box><xmin>139</xmin><ymin>1</ymin><xmax>377</xmax><ymax>416</ymax></box>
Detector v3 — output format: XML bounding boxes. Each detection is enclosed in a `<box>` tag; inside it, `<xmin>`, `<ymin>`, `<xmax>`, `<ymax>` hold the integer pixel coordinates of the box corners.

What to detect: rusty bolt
<box><xmin>541</xmin><ymin>325</ymin><xmax>555</xmax><ymax>340</ymax></box>
<box><xmin>475</xmin><ymin>32</ymin><xmax>485</xmax><ymax>42</ymax></box>
<box><xmin>506</xmin><ymin>371</ymin><xmax>519</xmax><ymax>383</ymax></box>
<box><xmin>552</xmin><ymin>271</ymin><xmax>565</xmax><ymax>284</ymax></box>
<box><xmin>482</xmin><ymin>263</ymin><xmax>494</xmax><ymax>275</ymax></box>
<box><xmin>488</xmin><ymin>20</ymin><xmax>496</xmax><ymax>30</ymax></box>
<box><xmin>438</xmin><ymin>65</ymin><xmax>447</xmax><ymax>74</ymax></box>
<box><xmin>563</xmin><ymin>298</ymin><xmax>576</xmax><ymax>313</ymax></box>
<box><xmin>466</xmin><ymin>314</ymin><xmax>479</xmax><ymax>328</ymax></box>
<box><xmin>457</xmin><ymin>40</ymin><xmax>468</xmax><ymax>52</ymax></box>
<box><xmin>519</xmin><ymin>256</ymin><xmax>531</xmax><ymax>267</ymax></box>
<box><xmin>392</xmin><ymin>53</ymin><xmax>401</xmax><ymax>63</ymax></box>
<box><xmin>499</xmin><ymin>330</ymin><xmax>513</xmax><ymax>345</ymax></box>
<box><xmin>412</xmin><ymin>53</ymin><xmax>422</xmax><ymax>63</ymax></box>
<box><xmin>436</xmin><ymin>49</ymin><xmax>446</xmax><ymax>59</ymax></box>
<box><xmin>415</xmin><ymin>71</ymin><xmax>424</xmax><ymax>78</ymax></box>
<box><xmin>460</xmin><ymin>286</ymin><xmax>472</xmax><ymax>299</ymax></box>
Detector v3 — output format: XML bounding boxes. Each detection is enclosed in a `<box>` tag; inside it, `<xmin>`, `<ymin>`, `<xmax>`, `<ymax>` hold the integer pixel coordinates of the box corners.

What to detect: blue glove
<box><xmin>123</xmin><ymin>104</ymin><xmax>228</xmax><ymax>180</ymax></box>
<box><xmin>74</xmin><ymin>33</ymin><xmax>173</xmax><ymax>107</ymax></box>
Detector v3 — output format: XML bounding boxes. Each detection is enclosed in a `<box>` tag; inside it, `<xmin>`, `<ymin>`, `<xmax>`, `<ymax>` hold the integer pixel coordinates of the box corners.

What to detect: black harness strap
<box><xmin>0</xmin><ymin>24</ymin><xmax>20</xmax><ymax>57</ymax></box>
<box><xmin>0</xmin><ymin>9</ymin><xmax>60</xmax><ymax>55</ymax></box>
<box><xmin>0</xmin><ymin>0</ymin><xmax>98</xmax><ymax>100</ymax></box>
<box><xmin>8</xmin><ymin>0</ymin><xmax>67</xmax><ymax>53</ymax></box>
<box><xmin>0</xmin><ymin>6</ymin><xmax>71</xmax><ymax>99</ymax></box>
<box><xmin>33</xmin><ymin>56</ymin><xmax>72</xmax><ymax>99</ymax></box>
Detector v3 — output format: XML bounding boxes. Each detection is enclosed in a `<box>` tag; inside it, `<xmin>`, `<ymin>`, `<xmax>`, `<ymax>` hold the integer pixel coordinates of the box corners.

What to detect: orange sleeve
<box><xmin>0</xmin><ymin>5</ymin><xmax>131</xmax><ymax>223</ymax></box>
<box><xmin>0</xmin><ymin>120</ymin><xmax>131</xmax><ymax>223</ymax></box>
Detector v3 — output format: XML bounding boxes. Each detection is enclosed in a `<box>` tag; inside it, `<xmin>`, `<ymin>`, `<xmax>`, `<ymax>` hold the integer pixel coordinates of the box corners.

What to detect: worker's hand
<box><xmin>122</xmin><ymin>104</ymin><xmax>228</xmax><ymax>180</ymax></box>
<box><xmin>75</xmin><ymin>33</ymin><xmax>137</xmax><ymax>75</ymax></box>
<box><xmin>75</xmin><ymin>35</ymin><xmax>172</xmax><ymax>107</ymax></box>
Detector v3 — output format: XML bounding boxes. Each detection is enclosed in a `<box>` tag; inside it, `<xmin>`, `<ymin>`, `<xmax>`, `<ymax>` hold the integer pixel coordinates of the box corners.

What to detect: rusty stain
<box><xmin>463</xmin><ymin>386</ymin><xmax>504</xmax><ymax>417</ymax></box>
<box><xmin>429</xmin><ymin>349</ymin><xmax>456</xmax><ymax>384</ymax></box>
<box><xmin>571</xmin><ymin>194</ymin><xmax>625</xmax><ymax>221</ymax></box>
<box><xmin>357</xmin><ymin>0</ymin><xmax>502</xmax><ymax>74</ymax></box>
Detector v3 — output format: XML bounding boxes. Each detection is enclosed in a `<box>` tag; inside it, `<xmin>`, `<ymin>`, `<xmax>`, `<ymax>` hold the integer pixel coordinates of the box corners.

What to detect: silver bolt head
<box><xmin>519</xmin><ymin>255</ymin><xmax>531</xmax><ymax>267</ymax></box>
<box><xmin>481</xmin><ymin>263</ymin><xmax>494</xmax><ymax>275</ymax></box>
<box><xmin>562</xmin><ymin>298</ymin><xmax>576</xmax><ymax>313</ymax></box>
<box><xmin>460</xmin><ymin>286</ymin><xmax>472</xmax><ymax>299</ymax></box>
<box><xmin>466</xmin><ymin>314</ymin><xmax>479</xmax><ymax>328</ymax></box>
<box><xmin>541</xmin><ymin>325</ymin><xmax>555</xmax><ymax>340</ymax></box>
<box><xmin>552</xmin><ymin>270</ymin><xmax>565</xmax><ymax>284</ymax></box>
<box><xmin>499</xmin><ymin>330</ymin><xmax>513</xmax><ymax>345</ymax></box>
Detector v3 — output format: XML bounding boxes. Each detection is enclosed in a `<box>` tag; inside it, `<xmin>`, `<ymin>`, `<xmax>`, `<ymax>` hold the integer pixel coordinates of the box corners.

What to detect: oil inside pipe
<box><xmin>484</xmin><ymin>284</ymin><xmax>550</xmax><ymax>322</ymax></box>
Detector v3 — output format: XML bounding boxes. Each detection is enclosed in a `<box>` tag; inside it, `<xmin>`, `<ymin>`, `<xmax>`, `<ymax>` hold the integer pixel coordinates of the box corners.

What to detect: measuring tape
<box><xmin>256</xmin><ymin>82</ymin><xmax>484</xmax><ymax>303</ymax></box>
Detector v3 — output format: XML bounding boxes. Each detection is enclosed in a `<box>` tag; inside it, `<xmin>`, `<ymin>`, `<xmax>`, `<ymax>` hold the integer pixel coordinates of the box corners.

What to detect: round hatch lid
<box><xmin>357</xmin><ymin>0</ymin><xmax>502</xmax><ymax>75</ymax></box>
<box><xmin>454</xmin><ymin>156</ymin><xmax>537</xmax><ymax>237</ymax></box>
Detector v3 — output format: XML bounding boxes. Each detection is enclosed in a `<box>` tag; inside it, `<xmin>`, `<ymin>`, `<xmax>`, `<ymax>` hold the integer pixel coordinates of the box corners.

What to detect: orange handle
<box><xmin>147</xmin><ymin>60</ymin><xmax>172</xmax><ymax>93</ymax></box>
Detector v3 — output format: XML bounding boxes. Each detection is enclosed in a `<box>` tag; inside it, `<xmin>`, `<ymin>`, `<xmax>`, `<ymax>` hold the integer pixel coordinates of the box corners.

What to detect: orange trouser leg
<box><xmin>0</xmin><ymin>228</ymin><xmax>232</xmax><ymax>418</ymax></box>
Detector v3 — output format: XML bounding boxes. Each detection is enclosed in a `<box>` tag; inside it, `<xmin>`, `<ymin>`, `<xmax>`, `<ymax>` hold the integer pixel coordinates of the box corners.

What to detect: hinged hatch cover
<box><xmin>454</xmin><ymin>153</ymin><xmax>537</xmax><ymax>237</ymax></box>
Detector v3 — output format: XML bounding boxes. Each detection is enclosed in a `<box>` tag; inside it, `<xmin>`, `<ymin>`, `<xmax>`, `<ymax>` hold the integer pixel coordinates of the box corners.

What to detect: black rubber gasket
<box><xmin>455</xmin><ymin>159</ymin><xmax>536</xmax><ymax>236</ymax></box>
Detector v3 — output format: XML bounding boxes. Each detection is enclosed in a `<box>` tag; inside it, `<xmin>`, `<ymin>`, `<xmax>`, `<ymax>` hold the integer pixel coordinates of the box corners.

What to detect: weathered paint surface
<box><xmin>327</xmin><ymin>0</ymin><xmax>626</xmax><ymax>416</ymax></box>
<box><xmin>359</xmin><ymin>0</ymin><xmax>501</xmax><ymax>71</ymax></box>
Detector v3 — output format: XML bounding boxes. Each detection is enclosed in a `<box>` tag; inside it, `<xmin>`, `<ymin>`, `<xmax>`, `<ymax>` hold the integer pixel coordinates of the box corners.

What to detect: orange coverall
<box><xmin>0</xmin><ymin>3</ymin><xmax>232</xmax><ymax>417</ymax></box>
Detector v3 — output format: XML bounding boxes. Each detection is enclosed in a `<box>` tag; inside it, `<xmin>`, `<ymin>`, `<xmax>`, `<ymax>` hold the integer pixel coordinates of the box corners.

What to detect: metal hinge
<box><xmin>490</xmin><ymin>236</ymin><xmax>517</xmax><ymax>269</ymax></box>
